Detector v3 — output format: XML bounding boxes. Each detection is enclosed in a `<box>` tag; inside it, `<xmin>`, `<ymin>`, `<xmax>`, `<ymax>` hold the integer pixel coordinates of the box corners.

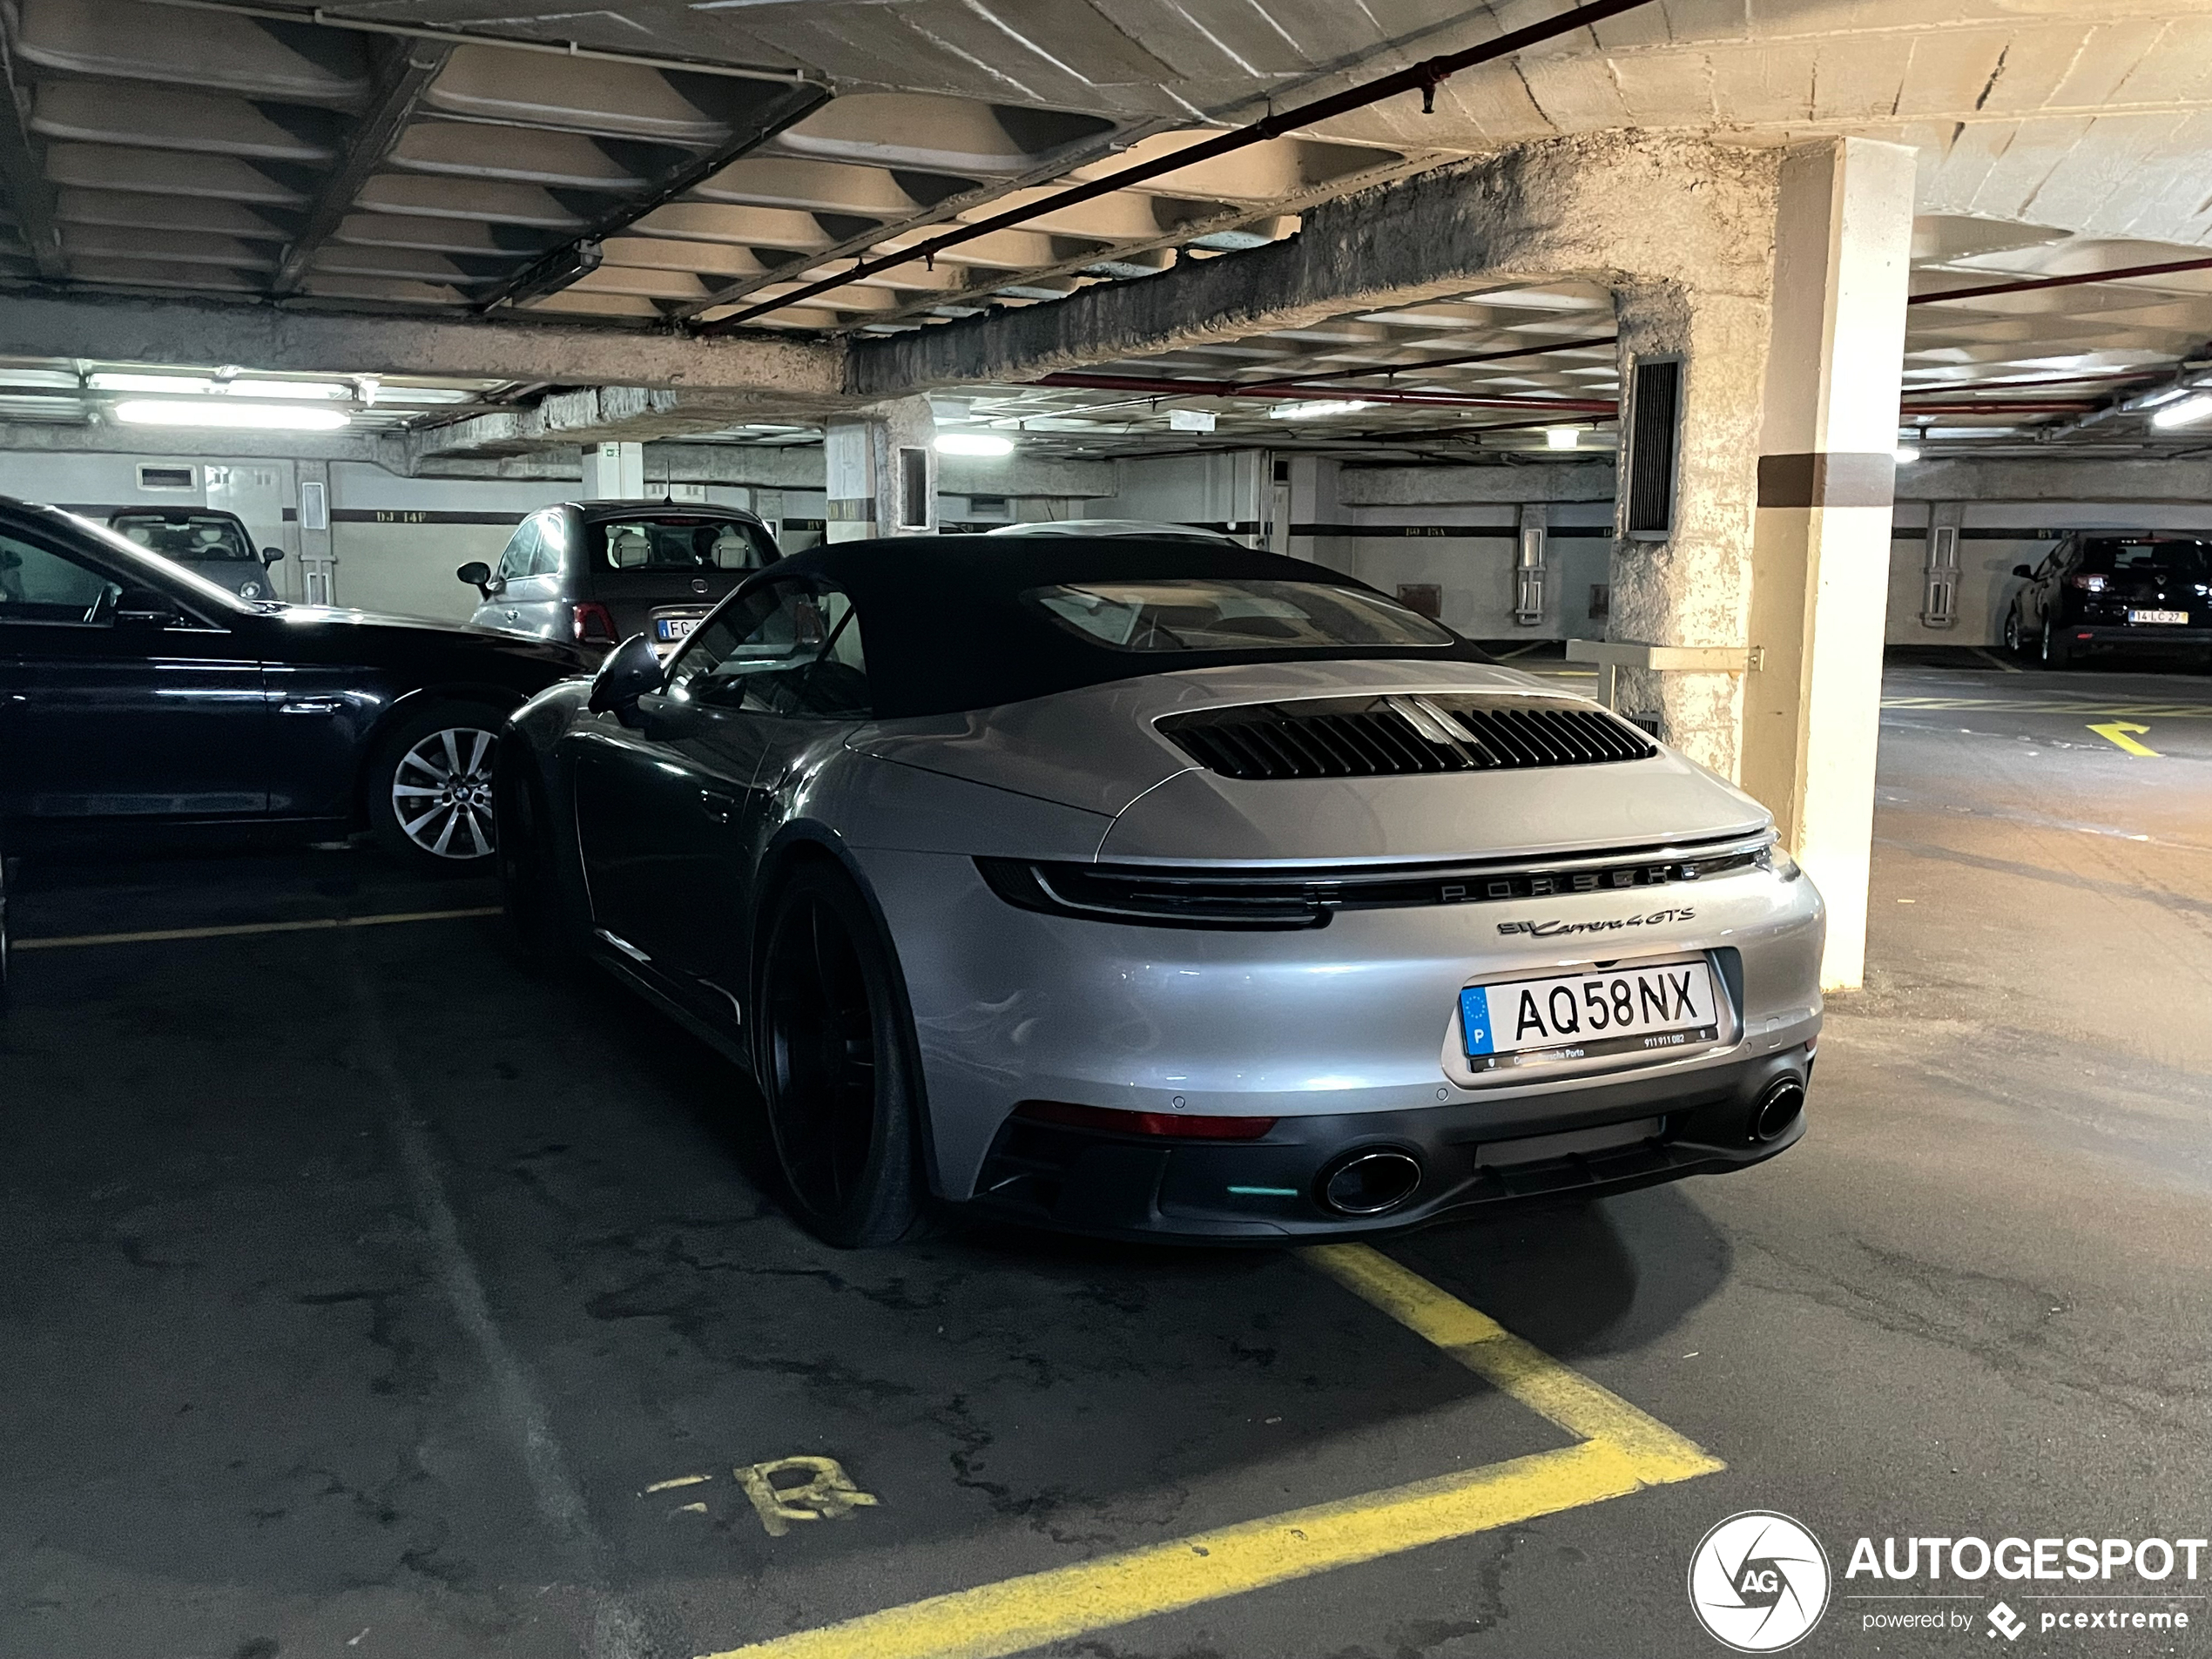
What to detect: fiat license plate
<box><xmin>2130</xmin><ymin>609</ymin><xmax>2188</xmax><ymax>625</ymax></box>
<box><xmin>656</xmin><ymin>615</ymin><xmax>702</xmax><ymax>642</ymax></box>
<box><xmin>1460</xmin><ymin>960</ymin><xmax>1721</xmax><ymax>1069</ymax></box>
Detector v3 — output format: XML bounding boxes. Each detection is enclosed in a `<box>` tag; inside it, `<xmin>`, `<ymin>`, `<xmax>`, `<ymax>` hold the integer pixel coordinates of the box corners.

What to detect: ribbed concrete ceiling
<box><xmin>3</xmin><ymin>0</ymin><xmax>2212</xmax><ymax>457</ymax></box>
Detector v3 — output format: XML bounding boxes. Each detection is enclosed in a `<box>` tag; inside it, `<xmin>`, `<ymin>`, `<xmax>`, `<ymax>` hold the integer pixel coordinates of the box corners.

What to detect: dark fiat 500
<box><xmin>0</xmin><ymin>497</ymin><xmax>585</xmax><ymax>874</ymax></box>
<box><xmin>460</xmin><ymin>498</ymin><xmax>779</xmax><ymax>658</ymax></box>
<box><xmin>2005</xmin><ymin>534</ymin><xmax>2212</xmax><ymax>667</ymax></box>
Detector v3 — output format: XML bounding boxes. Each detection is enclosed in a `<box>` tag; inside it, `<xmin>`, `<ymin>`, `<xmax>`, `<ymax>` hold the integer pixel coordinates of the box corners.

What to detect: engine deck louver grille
<box><xmin>1157</xmin><ymin>695</ymin><xmax>1657</xmax><ymax>781</ymax></box>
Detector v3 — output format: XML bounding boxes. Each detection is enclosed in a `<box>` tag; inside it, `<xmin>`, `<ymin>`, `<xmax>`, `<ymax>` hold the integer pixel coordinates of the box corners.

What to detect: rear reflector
<box><xmin>1013</xmin><ymin>1100</ymin><xmax>1276</xmax><ymax>1140</ymax></box>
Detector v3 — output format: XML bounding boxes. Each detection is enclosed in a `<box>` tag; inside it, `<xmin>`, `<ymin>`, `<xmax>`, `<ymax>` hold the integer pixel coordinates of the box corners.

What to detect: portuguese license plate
<box><xmin>1460</xmin><ymin>960</ymin><xmax>1721</xmax><ymax>1069</ymax></box>
<box><xmin>2130</xmin><ymin>609</ymin><xmax>2188</xmax><ymax>624</ymax></box>
<box><xmin>656</xmin><ymin>615</ymin><xmax>702</xmax><ymax>642</ymax></box>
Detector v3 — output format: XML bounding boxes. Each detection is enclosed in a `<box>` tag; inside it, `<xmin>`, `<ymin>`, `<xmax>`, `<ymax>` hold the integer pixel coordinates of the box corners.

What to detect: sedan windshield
<box><xmin>1028</xmin><ymin>578</ymin><xmax>1453</xmax><ymax>652</ymax></box>
<box><xmin>110</xmin><ymin>511</ymin><xmax>256</xmax><ymax>562</ymax></box>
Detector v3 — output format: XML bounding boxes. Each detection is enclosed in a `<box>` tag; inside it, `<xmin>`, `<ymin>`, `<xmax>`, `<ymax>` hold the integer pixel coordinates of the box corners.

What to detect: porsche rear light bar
<box><xmin>1013</xmin><ymin>1101</ymin><xmax>1277</xmax><ymax>1141</ymax></box>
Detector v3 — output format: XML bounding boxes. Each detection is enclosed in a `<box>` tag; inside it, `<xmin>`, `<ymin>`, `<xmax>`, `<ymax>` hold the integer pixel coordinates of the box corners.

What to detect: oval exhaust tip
<box><xmin>1754</xmin><ymin>1078</ymin><xmax>1806</xmax><ymax>1143</ymax></box>
<box><xmin>1319</xmin><ymin>1148</ymin><xmax>1423</xmax><ymax>1216</ymax></box>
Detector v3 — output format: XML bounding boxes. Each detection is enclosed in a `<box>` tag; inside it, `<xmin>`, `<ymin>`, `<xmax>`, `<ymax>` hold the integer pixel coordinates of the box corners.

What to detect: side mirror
<box><xmin>587</xmin><ymin>634</ymin><xmax>664</xmax><ymax>725</ymax></box>
<box><xmin>456</xmin><ymin>560</ymin><xmax>493</xmax><ymax>597</ymax></box>
<box><xmin>261</xmin><ymin>546</ymin><xmax>285</xmax><ymax>564</ymax></box>
<box><xmin>2011</xmin><ymin>564</ymin><xmax>2033</xmax><ymax>579</ymax></box>
<box><xmin>114</xmin><ymin>585</ymin><xmax>181</xmax><ymax>627</ymax></box>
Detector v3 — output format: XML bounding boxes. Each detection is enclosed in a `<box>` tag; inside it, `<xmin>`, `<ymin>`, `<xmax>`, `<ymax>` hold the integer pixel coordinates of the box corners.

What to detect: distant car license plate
<box><xmin>656</xmin><ymin>616</ymin><xmax>701</xmax><ymax>642</ymax></box>
<box><xmin>1460</xmin><ymin>960</ymin><xmax>1721</xmax><ymax>1069</ymax></box>
<box><xmin>2129</xmin><ymin>609</ymin><xmax>2188</xmax><ymax>624</ymax></box>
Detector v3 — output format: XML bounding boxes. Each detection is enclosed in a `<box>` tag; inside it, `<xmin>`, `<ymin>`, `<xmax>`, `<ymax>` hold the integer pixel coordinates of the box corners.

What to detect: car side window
<box><xmin>664</xmin><ymin>578</ymin><xmax>869</xmax><ymax>719</ymax></box>
<box><xmin>0</xmin><ymin>529</ymin><xmax>124</xmax><ymax>625</ymax></box>
<box><xmin>528</xmin><ymin>512</ymin><xmax>564</xmax><ymax>578</ymax></box>
<box><xmin>2034</xmin><ymin>543</ymin><xmax>2067</xmax><ymax>579</ymax></box>
<box><xmin>495</xmin><ymin>518</ymin><xmax>542</xmax><ymax>584</ymax></box>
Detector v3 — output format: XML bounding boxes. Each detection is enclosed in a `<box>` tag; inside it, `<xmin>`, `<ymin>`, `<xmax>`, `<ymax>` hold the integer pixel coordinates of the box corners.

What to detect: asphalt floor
<box><xmin>3</xmin><ymin>649</ymin><xmax>2209</xmax><ymax>1659</ymax></box>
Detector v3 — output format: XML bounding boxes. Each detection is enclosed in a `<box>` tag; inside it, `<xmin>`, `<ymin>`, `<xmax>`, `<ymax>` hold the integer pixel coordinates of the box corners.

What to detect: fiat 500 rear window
<box><xmin>1026</xmin><ymin>578</ymin><xmax>1452</xmax><ymax>652</ymax></box>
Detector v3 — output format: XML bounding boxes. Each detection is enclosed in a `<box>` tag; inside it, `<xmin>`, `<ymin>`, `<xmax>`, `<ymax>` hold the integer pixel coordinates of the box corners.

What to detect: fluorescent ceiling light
<box><xmin>230</xmin><ymin>380</ymin><xmax>350</xmax><ymax>400</ymax></box>
<box><xmin>370</xmin><ymin>386</ymin><xmax>478</xmax><ymax>405</ymax></box>
<box><xmin>935</xmin><ymin>431</ymin><xmax>1013</xmax><ymax>456</ymax></box>
<box><xmin>89</xmin><ymin>373</ymin><xmax>216</xmax><ymax>395</ymax></box>
<box><xmin>1268</xmin><ymin>400</ymin><xmax>1376</xmax><ymax>420</ymax></box>
<box><xmin>2151</xmin><ymin>393</ymin><xmax>2212</xmax><ymax>429</ymax></box>
<box><xmin>1545</xmin><ymin>426</ymin><xmax>1580</xmax><ymax>450</ymax></box>
<box><xmin>1893</xmin><ymin>444</ymin><xmax>1920</xmax><ymax>464</ymax></box>
<box><xmin>113</xmin><ymin>400</ymin><xmax>351</xmax><ymax>431</ymax></box>
<box><xmin>0</xmin><ymin>368</ymin><xmax>82</xmax><ymax>390</ymax></box>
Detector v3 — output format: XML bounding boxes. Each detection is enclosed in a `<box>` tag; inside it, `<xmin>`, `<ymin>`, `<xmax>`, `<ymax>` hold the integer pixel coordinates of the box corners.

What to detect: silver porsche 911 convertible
<box><xmin>496</xmin><ymin>536</ymin><xmax>1824</xmax><ymax>1247</ymax></box>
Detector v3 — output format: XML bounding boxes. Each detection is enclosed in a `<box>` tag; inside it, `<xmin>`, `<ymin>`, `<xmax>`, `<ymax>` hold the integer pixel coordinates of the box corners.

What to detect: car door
<box><xmin>0</xmin><ymin>520</ymin><xmax>269</xmax><ymax>825</ymax></box>
<box><xmin>570</xmin><ymin>575</ymin><xmax>870</xmax><ymax>995</ymax></box>
<box><xmin>2020</xmin><ymin>540</ymin><xmax>2067</xmax><ymax>633</ymax></box>
<box><xmin>480</xmin><ymin>516</ymin><xmax>553</xmax><ymax>639</ymax></box>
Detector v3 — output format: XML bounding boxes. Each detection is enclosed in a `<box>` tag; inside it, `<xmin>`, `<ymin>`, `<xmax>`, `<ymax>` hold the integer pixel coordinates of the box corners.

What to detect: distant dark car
<box><xmin>107</xmin><ymin>505</ymin><xmax>285</xmax><ymax>601</ymax></box>
<box><xmin>2004</xmin><ymin>534</ymin><xmax>2212</xmax><ymax>667</ymax></box>
<box><xmin>460</xmin><ymin>498</ymin><xmax>779</xmax><ymax>657</ymax></box>
<box><xmin>0</xmin><ymin>497</ymin><xmax>586</xmax><ymax>873</ymax></box>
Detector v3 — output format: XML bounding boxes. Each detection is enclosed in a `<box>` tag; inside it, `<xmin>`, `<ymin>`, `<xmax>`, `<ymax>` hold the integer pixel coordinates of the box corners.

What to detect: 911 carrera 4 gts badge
<box><xmin>1496</xmin><ymin>907</ymin><xmax>1696</xmax><ymax>937</ymax></box>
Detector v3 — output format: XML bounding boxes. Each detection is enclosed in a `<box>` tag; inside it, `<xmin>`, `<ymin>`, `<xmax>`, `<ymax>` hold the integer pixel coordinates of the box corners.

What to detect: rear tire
<box><xmin>754</xmin><ymin>863</ymin><xmax>932</xmax><ymax>1248</ymax></box>
<box><xmin>2040</xmin><ymin>616</ymin><xmax>2073</xmax><ymax>670</ymax></box>
<box><xmin>0</xmin><ymin>833</ymin><xmax>12</xmax><ymax>1014</ymax></box>
<box><xmin>368</xmin><ymin>699</ymin><xmax>505</xmax><ymax>872</ymax></box>
<box><xmin>494</xmin><ymin>747</ymin><xmax>574</xmax><ymax>965</ymax></box>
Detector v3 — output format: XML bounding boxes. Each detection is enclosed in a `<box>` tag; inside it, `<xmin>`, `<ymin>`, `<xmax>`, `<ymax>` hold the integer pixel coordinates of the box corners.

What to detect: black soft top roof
<box><xmin>744</xmin><ymin>534</ymin><xmax>1482</xmax><ymax>718</ymax></box>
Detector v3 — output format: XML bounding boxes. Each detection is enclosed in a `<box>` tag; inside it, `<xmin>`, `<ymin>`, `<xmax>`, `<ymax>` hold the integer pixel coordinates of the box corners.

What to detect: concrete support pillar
<box><xmin>1739</xmin><ymin>138</ymin><xmax>1916</xmax><ymax>990</ymax></box>
<box><xmin>825</xmin><ymin>397</ymin><xmax>936</xmax><ymax>541</ymax></box>
<box><xmin>293</xmin><ymin>458</ymin><xmax>333</xmax><ymax>606</ymax></box>
<box><xmin>1605</xmin><ymin>280</ymin><xmax>1770</xmax><ymax>768</ymax></box>
<box><xmin>581</xmin><ymin>441</ymin><xmax>643</xmax><ymax>499</ymax></box>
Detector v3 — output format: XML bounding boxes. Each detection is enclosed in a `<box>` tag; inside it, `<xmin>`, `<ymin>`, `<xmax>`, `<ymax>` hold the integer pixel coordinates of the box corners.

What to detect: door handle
<box><xmin>277</xmin><ymin>696</ymin><xmax>344</xmax><ymax>716</ymax></box>
<box><xmin>698</xmin><ymin>789</ymin><xmax>738</xmax><ymax>824</ymax></box>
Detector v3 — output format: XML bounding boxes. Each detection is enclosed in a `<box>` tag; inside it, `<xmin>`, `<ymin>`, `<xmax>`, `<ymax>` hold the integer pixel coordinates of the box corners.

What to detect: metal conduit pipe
<box><xmin>1908</xmin><ymin>255</ymin><xmax>2212</xmax><ymax>307</ymax></box>
<box><xmin>697</xmin><ymin>0</ymin><xmax>1665</xmax><ymax>335</ymax></box>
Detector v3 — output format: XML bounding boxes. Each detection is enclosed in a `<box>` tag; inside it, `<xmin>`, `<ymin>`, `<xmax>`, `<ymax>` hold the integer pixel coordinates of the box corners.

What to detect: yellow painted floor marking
<box><xmin>645</xmin><ymin>1474</ymin><xmax>714</xmax><ymax>1495</ymax></box>
<box><xmin>1304</xmin><ymin>1245</ymin><xmax>1722</xmax><ymax>1480</ymax></box>
<box><xmin>13</xmin><ymin>907</ymin><xmax>502</xmax><ymax>952</ymax></box>
<box><xmin>2087</xmin><ymin>720</ymin><xmax>2160</xmax><ymax>757</ymax></box>
<box><xmin>698</xmin><ymin>1244</ymin><xmax>1719</xmax><ymax>1659</ymax></box>
<box><xmin>1883</xmin><ymin>696</ymin><xmax>2212</xmax><ymax>718</ymax></box>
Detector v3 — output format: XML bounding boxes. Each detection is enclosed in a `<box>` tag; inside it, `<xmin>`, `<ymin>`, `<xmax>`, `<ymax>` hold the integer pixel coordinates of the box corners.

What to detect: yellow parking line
<box><xmin>1304</xmin><ymin>1244</ymin><xmax>1721</xmax><ymax>1479</ymax></box>
<box><xmin>14</xmin><ymin>907</ymin><xmax>502</xmax><ymax>952</ymax></box>
<box><xmin>699</xmin><ymin>1245</ymin><xmax>1720</xmax><ymax>1659</ymax></box>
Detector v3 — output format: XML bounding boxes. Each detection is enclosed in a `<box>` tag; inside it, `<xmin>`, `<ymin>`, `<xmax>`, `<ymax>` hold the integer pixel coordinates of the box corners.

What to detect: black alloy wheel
<box><xmin>2002</xmin><ymin>609</ymin><xmax>2025</xmax><ymax>657</ymax></box>
<box><xmin>2040</xmin><ymin>614</ymin><xmax>2073</xmax><ymax>669</ymax></box>
<box><xmin>758</xmin><ymin>864</ymin><xmax>929</xmax><ymax>1248</ymax></box>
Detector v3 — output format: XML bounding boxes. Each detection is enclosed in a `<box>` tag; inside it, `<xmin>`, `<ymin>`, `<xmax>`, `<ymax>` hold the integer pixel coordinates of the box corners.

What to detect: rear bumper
<box><xmin>961</xmin><ymin>1043</ymin><xmax>1812</xmax><ymax>1242</ymax></box>
<box><xmin>2061</xmin><ymin>624</ymin><xmax>2212</xmax><ymax>647</ymax></box>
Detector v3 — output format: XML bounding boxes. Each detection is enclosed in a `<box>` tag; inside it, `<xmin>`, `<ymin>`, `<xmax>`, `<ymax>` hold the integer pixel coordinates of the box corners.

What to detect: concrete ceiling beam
<box><xmin>0</xmin><ymin>289</ymin><xmax>847</xmax><ymax>396</ymax></box>
<box><xmin>848</xmin><ymin>134</ymin><xmax>1778</xmax><ymax>399</ymax></box>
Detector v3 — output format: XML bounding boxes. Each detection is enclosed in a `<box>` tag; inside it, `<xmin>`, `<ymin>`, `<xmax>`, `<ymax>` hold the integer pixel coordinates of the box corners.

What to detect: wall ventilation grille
<box><xmin>1624</xmin><ymin>357</ymin><xmax>1683</xmax><ymax>541</ymax></box>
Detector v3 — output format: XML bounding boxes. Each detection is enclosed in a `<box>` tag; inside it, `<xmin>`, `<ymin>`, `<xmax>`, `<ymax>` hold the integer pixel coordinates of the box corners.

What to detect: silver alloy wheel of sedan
<box><xmin>390</xmin><ymin>726</ymin><xmax>499</xmax><ymax>860</ymax></box>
